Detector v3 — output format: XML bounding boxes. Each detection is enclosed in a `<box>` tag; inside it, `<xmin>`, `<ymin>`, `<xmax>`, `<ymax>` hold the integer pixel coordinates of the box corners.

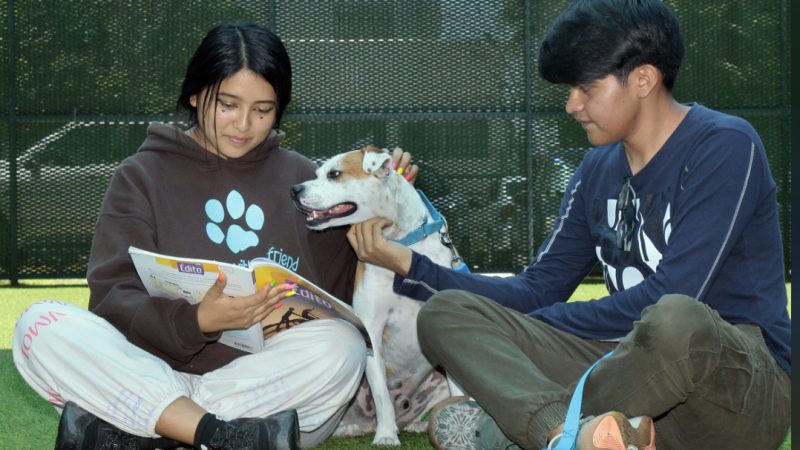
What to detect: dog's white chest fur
<box><xmin>350</xmin><ymin>232</ymin><xmax>453</xmax><ymax>444</ymax></box>
<box><xmin>354</xmin><ymin>235</ymin><xmax>451</xmax><ymax>365</ymax></box>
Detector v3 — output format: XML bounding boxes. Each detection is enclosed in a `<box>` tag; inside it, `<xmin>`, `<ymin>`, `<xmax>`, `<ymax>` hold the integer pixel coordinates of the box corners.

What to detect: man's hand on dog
<box><xmin>348</xmin><ymin>218</ymin><xmax>413</xmax><ymax>276</ymax></box>
<box><xmin>197</xmin><ymin>272</ymin><xmax>294</xmax><ymax>333</ymax></box>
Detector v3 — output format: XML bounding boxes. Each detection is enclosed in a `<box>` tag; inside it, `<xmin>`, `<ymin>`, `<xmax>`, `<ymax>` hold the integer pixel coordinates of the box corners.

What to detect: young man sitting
<box><xmin>346</xmin><ymin>0</ymin><xmax>791</xmax><ymax>448</ymax></box>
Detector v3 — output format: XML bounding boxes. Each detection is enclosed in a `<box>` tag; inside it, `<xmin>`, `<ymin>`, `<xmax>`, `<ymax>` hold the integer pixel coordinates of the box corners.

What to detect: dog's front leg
<box><xmin>364</xmin><ymin>320</ymin><xmax>400</xmax><ymax>445</ymax></box>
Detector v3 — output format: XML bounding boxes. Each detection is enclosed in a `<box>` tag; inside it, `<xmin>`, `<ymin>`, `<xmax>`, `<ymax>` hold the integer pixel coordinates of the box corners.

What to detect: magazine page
<box><xmin>249</xmin><ymin>258</ymin><xmax>370</xmax><ymax>344</ymax></box>
<box><xmin>128</xmin><ymin>247</ymin><xmax>371</xmax><ymax>351</ymax></box>
<box><xmin>128</xmin><ymin>246</ymin><xmax>264</xmax><ymax>353</ymax></box>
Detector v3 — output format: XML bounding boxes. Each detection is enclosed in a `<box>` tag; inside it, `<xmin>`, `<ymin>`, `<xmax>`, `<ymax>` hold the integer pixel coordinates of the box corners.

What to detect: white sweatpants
<box><xmin>13</xmin><ymin>300</ymin><xmax>366</xmax><ymax>445</ymax></box>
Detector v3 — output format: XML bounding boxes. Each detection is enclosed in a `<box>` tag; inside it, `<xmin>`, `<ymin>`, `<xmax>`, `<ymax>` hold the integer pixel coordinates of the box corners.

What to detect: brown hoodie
<box><xmin>87</xmin><ymin>123</ymin><xmax>357</xmax><ymax>374</ymax></box>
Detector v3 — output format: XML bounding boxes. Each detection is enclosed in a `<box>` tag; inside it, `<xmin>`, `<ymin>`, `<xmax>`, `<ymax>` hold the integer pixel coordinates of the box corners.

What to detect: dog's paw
<box><xmin>402</xmin><ymin>420</ymin><xmax>428</xmax><ymax>433</ymax></box>
<box><xmin>372</xmin><ymin>423</ymin><xmax>400</xmax><ymax>446</ymax></box>
<box><xmin>333</xmin><ymin>423</ymin><xmax>370</xmax><ymax>438</ymax></box>
<box><xmin>371</xmin><ymin>433</ymin><xmax>401</xmax><ymax>446</ymax></box>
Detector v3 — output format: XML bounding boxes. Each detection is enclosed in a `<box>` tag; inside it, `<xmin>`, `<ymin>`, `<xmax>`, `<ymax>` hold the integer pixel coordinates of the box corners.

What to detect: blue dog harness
<box><xmin>390</xmin><ymin>190</ymin><xmax>470</xmax><ymax>273</ymax></box>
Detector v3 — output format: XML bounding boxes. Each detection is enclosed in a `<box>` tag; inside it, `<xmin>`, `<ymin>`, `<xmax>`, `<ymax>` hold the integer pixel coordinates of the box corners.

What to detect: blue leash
<box><xmin>546</xmin><ymin>351</ymin><xmax>615</xmax><ymax>450</ymax></box>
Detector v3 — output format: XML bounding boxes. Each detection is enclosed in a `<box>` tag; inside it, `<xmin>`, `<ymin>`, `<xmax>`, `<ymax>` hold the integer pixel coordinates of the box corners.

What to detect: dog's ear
<box><xmin>362</xmin><ymin>149</ymin><xmax>392</xmax><ymax>178</ymax></box>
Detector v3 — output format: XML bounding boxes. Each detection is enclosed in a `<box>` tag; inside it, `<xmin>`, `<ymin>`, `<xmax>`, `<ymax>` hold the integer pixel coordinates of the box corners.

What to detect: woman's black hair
<box><xmin>538</xmin><ymin>0</ymin><xmax>684</xmax><ymax>90</ymax></box>
<box><xmin>177</xmin><ymin>21</ymin><xmax>292</xmax><ymax>130</ymax></box>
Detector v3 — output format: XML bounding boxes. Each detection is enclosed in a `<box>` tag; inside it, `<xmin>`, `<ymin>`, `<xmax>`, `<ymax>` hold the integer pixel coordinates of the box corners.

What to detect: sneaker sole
<box><xmin>428</xmin><ymin>395</ymin><xmax>483</xmax><ymax>450</ymax></box>
<box><xmin>593</xmin><ymin>412</ymin><xmax>655</xmax><ymax>450</ymax></box>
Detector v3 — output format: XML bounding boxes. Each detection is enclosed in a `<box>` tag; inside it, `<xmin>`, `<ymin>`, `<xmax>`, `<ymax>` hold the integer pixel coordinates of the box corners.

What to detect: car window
<box><xmin>17</xmin><ymin>122</ymin><xmax>147</xmax><ymax>169</ymax></box>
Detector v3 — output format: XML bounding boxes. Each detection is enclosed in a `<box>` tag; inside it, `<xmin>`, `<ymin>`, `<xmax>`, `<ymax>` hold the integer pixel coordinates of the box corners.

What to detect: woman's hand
<box><xmin>197</xmin><ymin>273</ymin><xmax>294</xmax><ymax>334</ymax></box>
<box><xmin>348</xmin><ymin>218</ymin><xmax>413</xmax><ymax>276</ymax></box>
<box><xmin>391</xmin><ymin>147</ymin><xmax>419</xmax><ymax>184</ymax></box>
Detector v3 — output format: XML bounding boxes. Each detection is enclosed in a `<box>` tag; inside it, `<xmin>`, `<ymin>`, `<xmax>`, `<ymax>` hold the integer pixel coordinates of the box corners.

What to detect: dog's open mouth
<box><xmin>294</xmin><ymin>202</ymin><xmax>357</xmax><ymax>227</ymax></box>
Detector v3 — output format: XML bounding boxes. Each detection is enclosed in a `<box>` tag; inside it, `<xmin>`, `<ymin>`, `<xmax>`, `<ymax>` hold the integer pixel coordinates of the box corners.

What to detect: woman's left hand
<box><xmin>390</xmin><ymin>147</ymin><xmax>419</xmax><ymax>184</ymax></box>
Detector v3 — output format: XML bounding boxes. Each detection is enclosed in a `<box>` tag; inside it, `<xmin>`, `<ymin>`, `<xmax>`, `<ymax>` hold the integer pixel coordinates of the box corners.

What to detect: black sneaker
<box><xmin>55</xmin><ymin>401</ymin><xmax>169</xmax><ymax>450</ymax></box>
<box><xmin>207</xmin><ymin>410</ymin><xmax>300</xmax><ymax>450</ymax></box>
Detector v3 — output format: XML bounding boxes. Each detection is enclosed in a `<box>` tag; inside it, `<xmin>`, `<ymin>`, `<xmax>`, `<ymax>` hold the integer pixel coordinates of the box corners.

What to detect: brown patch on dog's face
<box><xmin>334</xmin><ymin>146</ymin><xmax>388</xmax><ymax>180</ymax></box>
<box><xmin>337</xmin><ymin>150</ymin><xmax>371</xmax><ymax>181</ymax></box>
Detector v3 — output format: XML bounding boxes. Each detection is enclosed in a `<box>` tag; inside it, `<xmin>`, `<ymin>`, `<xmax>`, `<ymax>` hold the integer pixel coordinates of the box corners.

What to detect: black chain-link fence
<box><xmin>0</xmin><ymin>0</ymin><xmax>791</xmax><ymax>282</ymax></box>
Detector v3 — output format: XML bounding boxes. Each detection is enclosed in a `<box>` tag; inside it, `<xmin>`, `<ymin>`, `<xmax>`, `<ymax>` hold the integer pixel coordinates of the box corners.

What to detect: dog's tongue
<box><xmin>329</xmin><ymin>204</ymin><xmax>353</xmax><ymax>214</ymax></box>
<box><xmin>308</xmin><ymin>203</ymin><xmax>354</xmax><ymax>222</ymax></box>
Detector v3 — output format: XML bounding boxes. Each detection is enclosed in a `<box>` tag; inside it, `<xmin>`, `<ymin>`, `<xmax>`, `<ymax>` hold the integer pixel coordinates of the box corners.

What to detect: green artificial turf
<box><xmin>0</xmin><ymin>280</ymin><xmax>791</xmax><ymax>449</ymax></box>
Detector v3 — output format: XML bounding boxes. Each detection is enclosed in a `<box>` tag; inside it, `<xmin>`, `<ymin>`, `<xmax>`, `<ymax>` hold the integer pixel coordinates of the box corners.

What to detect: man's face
<box><xmin>190</xmin><ymin>69</ymin><xmax>278</xmax><ymax>159</ymax></box>
<box><xmin>564</xmin><ymin>74</ymin><xmax>639</xmax><ymax>147</ymax></box>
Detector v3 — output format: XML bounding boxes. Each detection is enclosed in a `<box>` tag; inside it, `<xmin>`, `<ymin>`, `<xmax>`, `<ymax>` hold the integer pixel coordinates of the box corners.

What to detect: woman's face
<box><xmin>190</xmin><ymin>69</ymin><xmax>278</xmax><ymax>159</ymax></box>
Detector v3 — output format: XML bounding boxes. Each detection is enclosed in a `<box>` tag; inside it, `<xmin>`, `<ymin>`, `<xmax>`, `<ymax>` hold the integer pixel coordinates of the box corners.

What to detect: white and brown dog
<box><xmin>291</xmin><ymin>146</ymin><xmax>463</xmax><ymax>445</ymax></box>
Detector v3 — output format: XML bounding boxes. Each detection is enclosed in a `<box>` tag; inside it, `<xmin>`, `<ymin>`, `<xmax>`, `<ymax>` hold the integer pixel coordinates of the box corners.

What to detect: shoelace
<box><xmin>546</xmin><ymin>416</ymin><xmax>596</xmax><ymax>450</ymax></box>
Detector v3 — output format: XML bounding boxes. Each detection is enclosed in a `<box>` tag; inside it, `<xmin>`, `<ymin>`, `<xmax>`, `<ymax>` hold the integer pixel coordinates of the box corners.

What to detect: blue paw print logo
<box><xmin>205</xmin><ymin>190</ymin><xmax>264</xmax><ymax>253</ymax></box>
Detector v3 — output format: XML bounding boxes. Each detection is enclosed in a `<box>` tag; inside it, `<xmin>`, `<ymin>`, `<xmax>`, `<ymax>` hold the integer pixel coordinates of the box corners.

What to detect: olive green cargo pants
<box><xmin>417</xmin><ymin>293</ymin><xmax>790</xmax><ymax>450</ymax></box>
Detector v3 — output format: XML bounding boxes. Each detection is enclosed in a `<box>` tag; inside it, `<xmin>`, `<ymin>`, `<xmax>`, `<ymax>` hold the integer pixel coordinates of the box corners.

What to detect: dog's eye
<box><xmin>327</xmin><ymin>170</ymin><xmax>342</xmax><ymax>180</ymax></box>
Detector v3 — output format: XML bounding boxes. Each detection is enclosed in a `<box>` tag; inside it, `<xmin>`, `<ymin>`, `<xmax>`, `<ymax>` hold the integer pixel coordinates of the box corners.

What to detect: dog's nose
<box><xmin>290</xmin><ymin>184</ymin><xmax>304</xmax><ymax>199</ymax></box>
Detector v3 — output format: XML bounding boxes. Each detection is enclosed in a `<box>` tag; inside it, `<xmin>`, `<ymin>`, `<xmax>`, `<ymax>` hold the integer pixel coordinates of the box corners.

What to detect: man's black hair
<box><xmin>538</xmin><ymin>0</ymin><xmax>684</xmax><ymax>90</ymax></box>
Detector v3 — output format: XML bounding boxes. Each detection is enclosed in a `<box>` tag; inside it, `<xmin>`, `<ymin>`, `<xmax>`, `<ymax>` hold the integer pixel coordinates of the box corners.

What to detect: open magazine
<box><xmin>128</xmin><ymin>246</ymin><xmax>369</xmax><ymax>353</ymax></box>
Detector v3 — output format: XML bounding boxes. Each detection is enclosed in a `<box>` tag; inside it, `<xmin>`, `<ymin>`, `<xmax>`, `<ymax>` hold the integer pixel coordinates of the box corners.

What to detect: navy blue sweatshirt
<box><xmin>394</xmin><ymin>104</ymin><xmax>791</xmax><ymax>376</ymax></box>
